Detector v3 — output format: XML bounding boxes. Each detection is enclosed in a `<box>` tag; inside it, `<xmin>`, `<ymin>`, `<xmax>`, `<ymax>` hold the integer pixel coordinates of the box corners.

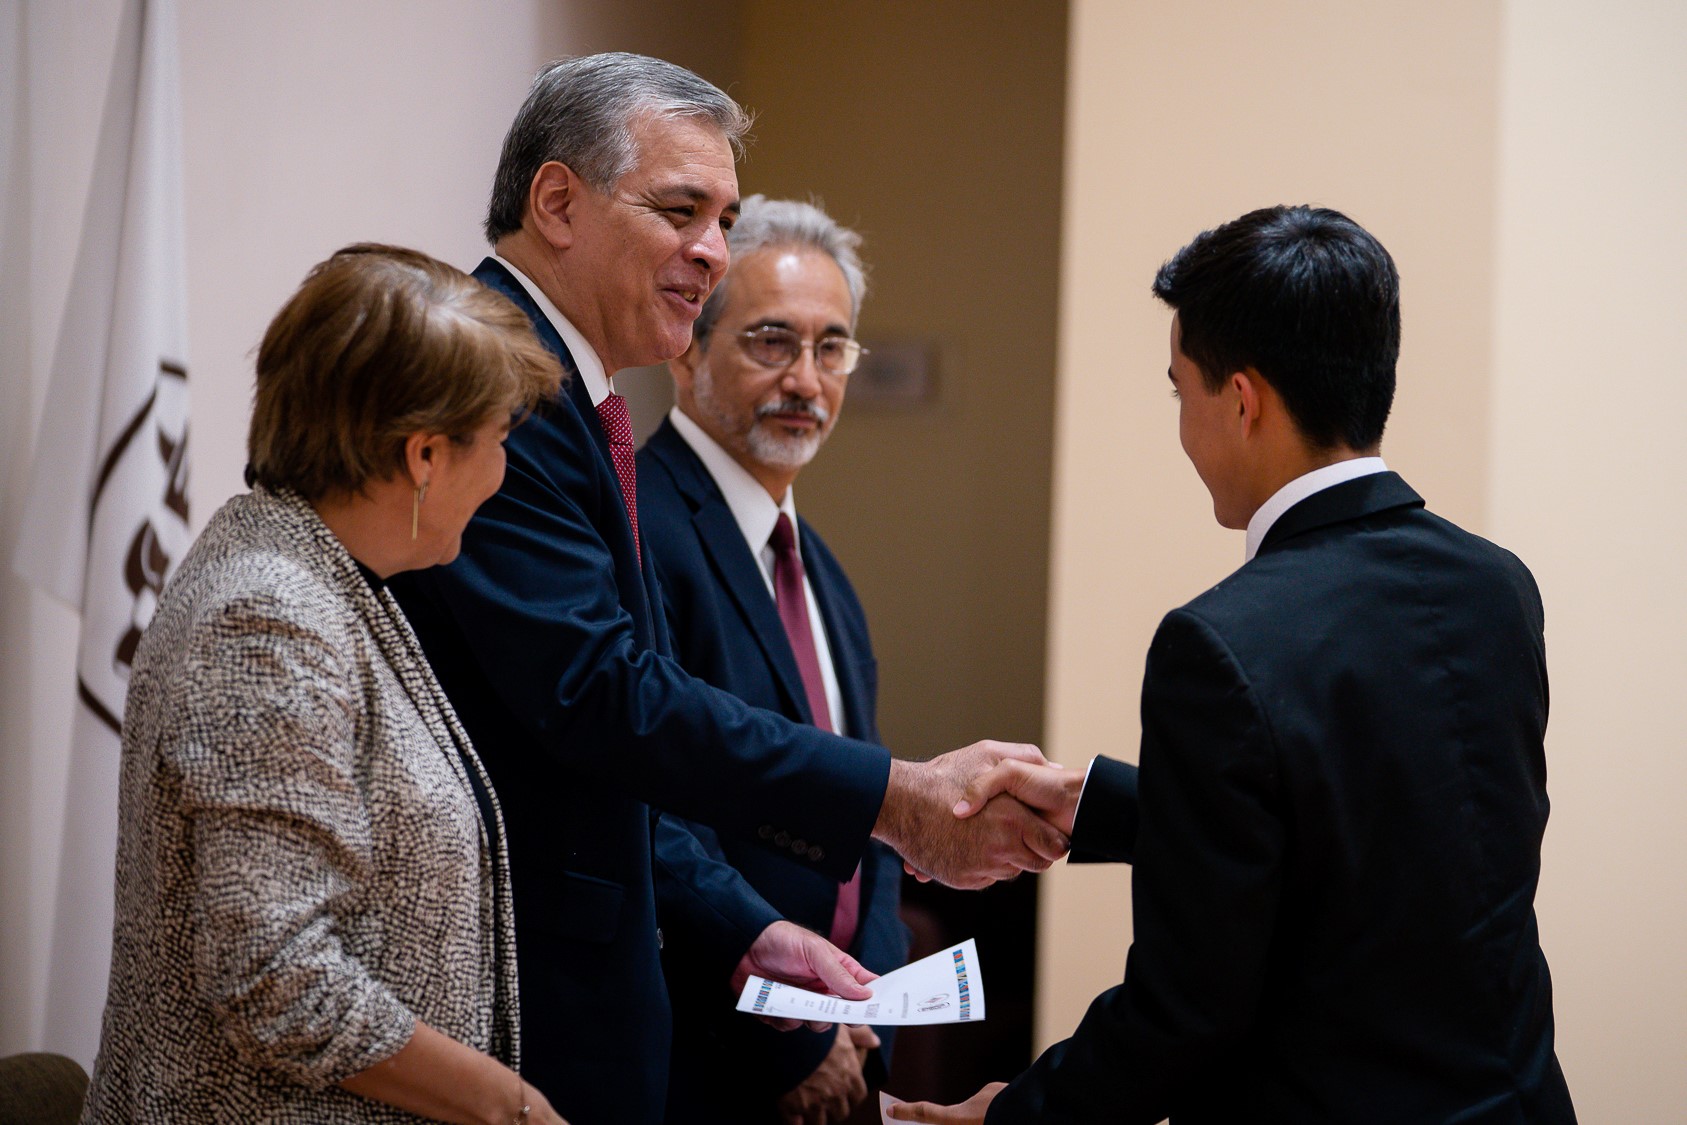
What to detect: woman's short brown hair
<box><xmin>248</xmin><ymin>243</ymin><xmax>563</xmax><ymax>500</ymax></box>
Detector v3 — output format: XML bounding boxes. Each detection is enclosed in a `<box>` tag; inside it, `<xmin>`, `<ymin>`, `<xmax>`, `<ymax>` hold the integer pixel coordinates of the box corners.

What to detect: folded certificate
<box><xmin>735</xmin><ymin>938</ymin><xmax>985</xmax><ymax>1026</ymax></box>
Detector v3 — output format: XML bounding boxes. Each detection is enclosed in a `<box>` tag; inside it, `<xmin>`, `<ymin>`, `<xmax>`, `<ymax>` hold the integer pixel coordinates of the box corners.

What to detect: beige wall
<box><xmin>1044</xmin><ymin>0</ymin><xmax>1685</xmax><ymax>1118</ymax></box>
<box><xmin>180</xmin><ymin>0</ymin><xmax>744</xmax><ymax>524</ymax></box>
<box><xmin>1486</xmin><ymin>0</ymin><xmax>1687</xmax><ymax>1113</ymax></box>
<box><xmin>729</xmin><ymin>0</ymin><xmax>1068</xmax><ymax>758</ymax></box>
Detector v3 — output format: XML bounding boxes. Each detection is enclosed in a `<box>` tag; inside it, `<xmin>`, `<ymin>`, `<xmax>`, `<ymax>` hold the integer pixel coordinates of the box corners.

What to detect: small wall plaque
<box><xmin>850</xmin><ymin>338</ymin><xmax>937</xmax><ymax>407</ymax></box>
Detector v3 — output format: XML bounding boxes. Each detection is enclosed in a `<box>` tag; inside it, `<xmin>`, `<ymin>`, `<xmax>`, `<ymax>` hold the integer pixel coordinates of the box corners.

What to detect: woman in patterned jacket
<box><xmin>82</xmin><ymin>245</ymin><xmax>568</xmax><ymax>1125</ymax></box>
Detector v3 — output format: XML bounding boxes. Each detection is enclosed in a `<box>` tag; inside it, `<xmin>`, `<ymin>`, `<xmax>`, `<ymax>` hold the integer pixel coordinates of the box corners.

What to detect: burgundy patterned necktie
<box><xmin>769</xmin><ymin>512</ymin><xmax>860</xmax><ymax>949</ymax></box>
<box><xmin>595</xmin><ymin>393</ymin><xmax>641</xmax><ymax>563</ymax></box>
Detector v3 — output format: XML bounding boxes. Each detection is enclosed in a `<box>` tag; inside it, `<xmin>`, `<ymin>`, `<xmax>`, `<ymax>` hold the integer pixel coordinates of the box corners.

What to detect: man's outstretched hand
<box><xmin>874</xmin><ymin>741</ymin><xmax>1070</xmax><ymax>889</ymax></box>
<box><xmin>732</xmin><ymin>920</ymin><xmax>877</xmax><ymax>1032</ymax></box>
<box><xmin>886</xmin><ymin>1082</ymin><xmax>1007</xmax><ymax>1123</ymax></box>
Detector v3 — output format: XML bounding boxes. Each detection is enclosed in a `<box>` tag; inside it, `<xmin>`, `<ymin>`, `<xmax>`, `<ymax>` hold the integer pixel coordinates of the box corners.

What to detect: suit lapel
<box><xmin>472</xmin><ymin>258</ymin><xmax>617</xmax><ymax>467</ymax></box>
<box><xmin>566</xmin><ymin>367</ymin><xmax>614</xmax><ymax>466</ymax></box>
<box><xmin>474</xmin><ymin>257</ymin><xmax>656</xmax><ymax>646</ymax></box>
<box><xmin>473</xmin><ymin>258</ymin><xmax>574</xmax><ymax>374</ymax></box>
<box><xmin>648</xmin><ymin>423</ymin><xmax>813</xmax><ymax>722</ymax></box>
<box><xmin>1257</xmin><ymin>471</ymin><xmax>1425</xmax><ymax>556</ymax></box>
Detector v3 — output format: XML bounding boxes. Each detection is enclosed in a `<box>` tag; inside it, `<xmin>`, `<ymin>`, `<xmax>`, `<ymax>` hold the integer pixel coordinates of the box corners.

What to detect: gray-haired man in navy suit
<box><xmin>391</xmin><ymin>55</ymin><xmax>1069</xmax><ymax>1125</ymax></box>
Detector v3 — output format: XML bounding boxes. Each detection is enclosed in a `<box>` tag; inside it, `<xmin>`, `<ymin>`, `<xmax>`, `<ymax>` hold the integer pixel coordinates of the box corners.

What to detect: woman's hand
<box><xmin>511</xmin><ymin>1081</ymin><xmax>568</xmax><ymax>1125</ymax></box>
<box><xmin>340</xmin><ymin>1021</ymin><xmax>570</xmax><ymax>1125</ymax></box>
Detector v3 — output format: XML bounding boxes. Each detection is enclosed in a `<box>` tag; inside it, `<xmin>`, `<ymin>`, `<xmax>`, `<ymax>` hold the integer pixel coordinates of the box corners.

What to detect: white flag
<box><xmin>12</xmin><ymin>0</ymin><xmax>190</xmax><ymax>1068</ymax></box>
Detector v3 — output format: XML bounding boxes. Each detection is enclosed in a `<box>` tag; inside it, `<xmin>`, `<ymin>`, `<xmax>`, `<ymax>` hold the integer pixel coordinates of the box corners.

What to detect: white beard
<box><xmin>745</xmin><ymin>418</ymin><xmax>824</xmax><ymax>469</ymax></box>
<box><xmin>693</xmin><ymin>361</ymin><xmax>831</xmax><ymax>471</ymax></box>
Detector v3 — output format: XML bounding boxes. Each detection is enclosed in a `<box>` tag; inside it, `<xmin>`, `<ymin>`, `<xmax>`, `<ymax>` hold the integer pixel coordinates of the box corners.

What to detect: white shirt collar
<box><xmin>491</xmin><ymin>253</ymin><xmax>612</xmax><ymax>405</ymax></box>
<box><xmin>1245</xmin><ymin>456</ymin><xmax>1389</xmax><ymax>561</ymax></box>
<box><xmin>668</xmin><ymin>406</ymin><xmax>799</xmax><ymax>563</ymax></box>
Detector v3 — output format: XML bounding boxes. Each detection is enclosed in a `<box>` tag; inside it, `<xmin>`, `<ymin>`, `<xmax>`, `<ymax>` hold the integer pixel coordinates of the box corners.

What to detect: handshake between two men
<box><xmin>881</xmin><ymin>741</ymin><xmax>1085</xmax><ymax>886</ymax></box>
<box><xmin>735</xmin><ymin>741</ymin><xmax>1087</xmax><ymax>1025</ymax></box>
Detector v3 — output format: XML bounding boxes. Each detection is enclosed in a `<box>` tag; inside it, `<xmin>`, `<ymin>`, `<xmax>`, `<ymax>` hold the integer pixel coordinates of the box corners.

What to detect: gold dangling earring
<box><xmin>412</xmin><ymin>482</ymin><xmax>429</xmax><ymax>540</ymax></box>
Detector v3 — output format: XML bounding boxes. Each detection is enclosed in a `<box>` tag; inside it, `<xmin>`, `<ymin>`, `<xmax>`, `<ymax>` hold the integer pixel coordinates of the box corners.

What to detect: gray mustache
<box><xmin>755</xmin><ymin>399</ymin><xmax>830</xmax><ymax>426</ymax></box>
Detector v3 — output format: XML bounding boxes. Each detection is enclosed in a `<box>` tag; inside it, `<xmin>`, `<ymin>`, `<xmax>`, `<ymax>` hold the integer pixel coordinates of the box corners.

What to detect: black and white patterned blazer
<box><xmin>82</xmin><ymin>487</ymin><xmax>520</xmax><ymax>1124</ymax></box>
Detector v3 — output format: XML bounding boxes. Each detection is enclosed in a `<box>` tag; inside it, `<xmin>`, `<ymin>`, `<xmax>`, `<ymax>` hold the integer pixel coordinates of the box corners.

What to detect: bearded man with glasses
<box><xmin>638</xmin><ymin>196</ymin><xmax>905</xmax><ymax>1125</ymax></box>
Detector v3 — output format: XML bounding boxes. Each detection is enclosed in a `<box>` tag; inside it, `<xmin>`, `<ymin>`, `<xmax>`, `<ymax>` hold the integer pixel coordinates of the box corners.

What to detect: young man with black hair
<box><xmin>894</xmin><ymin>206</ymin><xmax>1575</xmax><ymax>1124</ymax></box>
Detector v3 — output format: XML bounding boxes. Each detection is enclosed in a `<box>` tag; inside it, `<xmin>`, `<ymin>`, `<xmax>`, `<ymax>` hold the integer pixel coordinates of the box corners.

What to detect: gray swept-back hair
<box><xmin>484</xmin><ymin>52</ymin><xmax>751</xmax><ymax>243</ymax></box>
<box><xmin>693</xmin><ymin>195</ymin><xmax>869</xmax><ymax>346</ymax></box>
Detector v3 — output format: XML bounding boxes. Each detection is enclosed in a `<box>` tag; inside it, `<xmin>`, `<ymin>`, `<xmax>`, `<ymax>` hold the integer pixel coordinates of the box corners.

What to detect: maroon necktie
<box><xmin>769</xmin><ymin>512</ymin><xmax>860</xmax><ymax>949</ymax></box>
<box><xmin>595</xmin><ymin>393</ymin><xmax>641</xmax><ymax>564</ymax></box>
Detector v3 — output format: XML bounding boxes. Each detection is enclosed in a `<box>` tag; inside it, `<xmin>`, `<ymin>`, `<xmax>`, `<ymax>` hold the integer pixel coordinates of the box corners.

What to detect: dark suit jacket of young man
<box><xmin>389</xmin><ymin>259</ymin><xmax>893</xmax><ymax>1125</ymax></box>
<box><xmin>636</xmin><ymin>418</ymin><xmax>911</xmax><ymax>1121</ymax></box>
<box><xmin>989</xmin><ymin>472</ymin><xmax>1575</xmax><ymax>1124</ymax></box>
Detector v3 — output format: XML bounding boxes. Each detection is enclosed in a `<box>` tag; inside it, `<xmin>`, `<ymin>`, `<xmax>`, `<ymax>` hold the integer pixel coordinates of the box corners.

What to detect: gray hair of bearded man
<box><xmin>692</xmin><ymin>195</ymin><xmax>869</xmax><ymax>348</ymax></box>
<box><xmin>483</xmin><ymin>51</ymin><xmax>752</xmax><ymax>243</ymax></box>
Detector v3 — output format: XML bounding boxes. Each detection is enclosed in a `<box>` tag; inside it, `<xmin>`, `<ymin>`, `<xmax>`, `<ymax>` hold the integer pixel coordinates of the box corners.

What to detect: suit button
<box><xmin>791</xmin><ymin>838</ymin><xmax>807</xmax><ymax>855</ymax></box>
<box><xmin>808</xmin><ymin>845</ymin><xmax>824</xmax><ymax>861</ymax></box>
<box><xmin>656</xmin><ymin>927</ymin><xmax>664</xmax><ymax>950</ymax></box>
<box><xmin>774</xmin><ymin>831</ymin><xmax>791</xmax><ymax>848</ymax></box>
<box><xmin>758</xmin><ymin>825</ymin><xmax>773</xmax><ymax>839</ymax></box>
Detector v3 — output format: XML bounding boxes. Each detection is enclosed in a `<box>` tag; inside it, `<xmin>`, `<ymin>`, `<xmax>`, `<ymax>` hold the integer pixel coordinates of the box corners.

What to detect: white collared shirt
<box><xmin>1244</xmin><ymin>456</ymin><xmax>1389</xmax><ymax>562</ymax></box>
<box><xmin>491</xmin><ymin>253</ymin><xmax>613</xmax><ymax>404</ymax></box>
<box><xmin>668</xmin><ymin>406</ymin><xmax>847</xmax><ymax>736</ymax></box>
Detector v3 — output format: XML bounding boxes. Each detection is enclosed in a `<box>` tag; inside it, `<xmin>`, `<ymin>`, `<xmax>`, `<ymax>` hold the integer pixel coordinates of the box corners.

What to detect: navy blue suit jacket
<box><xmin>389</xmin><ymin>260</ymin><xmax>892</xmax><ymax>1125</ymax></box>
<box><xmin>990</xmin><ymin>473</ymin><xmax>1574</xmax><ymax>1124</ymax></box>
<box><xmin>637</xmin><ymin>419</ymin><xmax>911</xmax><ymax>1120</ymax></box>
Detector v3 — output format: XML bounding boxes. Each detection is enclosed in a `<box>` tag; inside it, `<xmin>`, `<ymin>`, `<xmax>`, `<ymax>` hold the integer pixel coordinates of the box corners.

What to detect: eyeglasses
<box><xmin>734</xmin><ymin>326</ymin><xmax>867</xmax><ymax>377</ymax></box>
